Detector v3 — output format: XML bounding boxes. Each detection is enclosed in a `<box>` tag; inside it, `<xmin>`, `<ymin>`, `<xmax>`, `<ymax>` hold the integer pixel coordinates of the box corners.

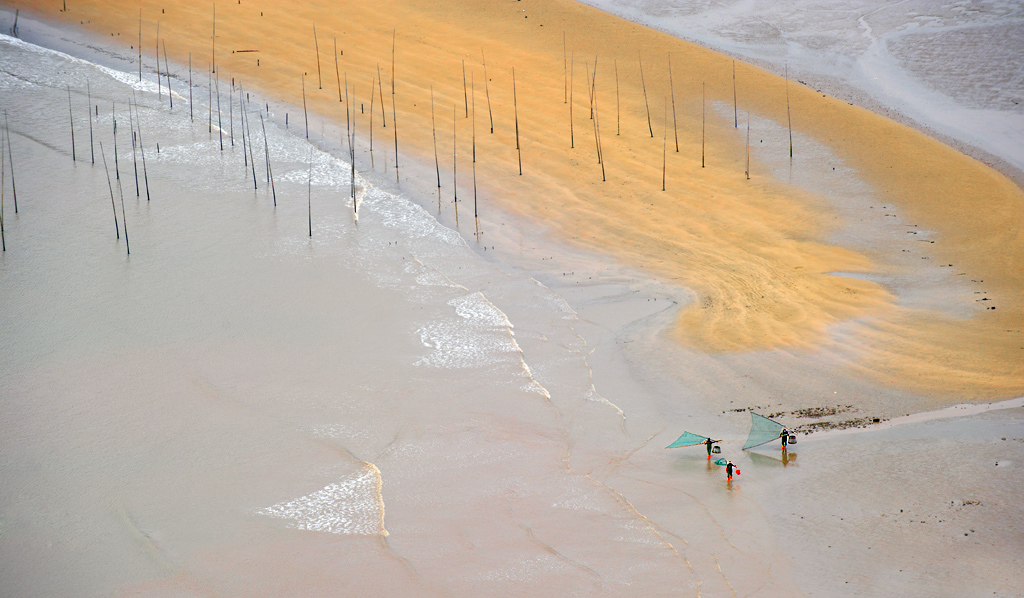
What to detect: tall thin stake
<box><xmin>639</xmin><ymin>52</ymin><xmax>653</xmax><ymax>138</ymax></box>
<box><xmin>590</xmin><ymin>63</ymin><xmax>601</xmax><ymax>165</ymax></box>
<box><xmin>99</xmin><ymin>141</ymin><xmax>119</xmax><ymax>240</ymax></box>
<box><xmin>453</xmin><ymin>103</ymin><xmax>458</xmax><ymax>227</ymax></box>
<box><xmin>229</xmin><ymin>77</ymin><xmax>235</xmax><ymax>147</ymax></box>
<box><xmin>156</xmin><ymin>21</ymin><xmax>161</xmax><ymax>98</ymax></box>
<box><xmin>376</xmin><ymin>64</ymin><xmax>386</xmax><ymax>127</ymax></box>
<box><xmin>334</xmin><ymin>37</ymin><xmax>342</xmax><ymax>101</ymax></box>
<box><xmin>391</xmin><ymin>29</ymin><xmax>396</xmax><ymax>95</ymax></box>
<box><xmin>482</xmin><ymin>49</ymin><xmax>494</xmax><ymax>134</ymax></box>
<box><xmin>669</xmin><ymin>54</ymin><xmax>678</xmax><ymax>152</ymax></box>
<box><xmin>786</xmin><ymin>64</ymin><xmax>793</xmax><ymax>158</ymax></box>
<box><xmin>189</xmin><ymin>53</ymin><xmax>194</xmax><ymax>121</ymax></box>
<box><xmin>513</xmin><ymin>67</ymin><xmax>521</xmax><ymax>175</ymax></box>
<box><xmin>134</xmin><ymin>96</ymin><xmax>151</xmax><ymax>201</ymax></box>
<box><xmin>563</xmin><ymin>32</ymin><xmax>567</xmax><ymax>104</ymax></box>
<box><xmin>431</xmin><ymin>86</ymin><xmax>441</xmax><ymax>212</ymax></box>
<box><xmin>67</xmin><ymin>85</ymin><xmax>76</xmax><ymax>161</ymax></box>
<box><xmin>87</xmin><ymin>79</ymin><xmax>94</xmax><ymax>164</ymax></box>
<box><xmin>208</xmin><ymin>64</ymin><xmax>212</xmax><ymax>134</ymax></box>
<box><xmin>472</xmin><ymin>73</ymin><xmax>478</xmax><ymax>239</ymax></box>
<box><xmin>301</xmin><ymin>74</ymin><xmax>308</xmax><ymax>139</ymax></box>
<box><xmin>243</xmin><ymin>91</ymin><xmax>257</xmax><ymax>189</ymax></box>
<box><xmin>369</xmin><ymin>75</ymin><xmax>375</xmax><ymax>167</ymax></box>
<box><xmin>307</xmin><ymin>148</ymin><xmax>313</xmax><ymax>237</ymax></box>
<box><xmin>745</xmin><ymin>112</ymin><xmax>750</xmax><ymax>180</ymax></box>
<box><xmin>0</xmin><ymin>128</ymin><xmax>5</xmax><ymax>251</ymax></box>
<box><xmin>128</xmin><ymin>101</ymin><xmax>139</xmax><ymax>196</ymax></box>
<box><xmin>138</xmin><ymin>10</ymin><xmax>143</xmax><ymax>81</ymax></box>
<box><xmin>462</xmin><ymin>60</ymin><xmax>468</xmax><ymax>118</ymax></box>
<box><xmin>569</xmin><ymin>52</ymin><xmax>574</xmax><ymax>148</ymax></box>
<box><xmin>313</xmin><ymin>24</ymin><xmax>322</xmax><ymax>89</ymax></box>
<box><xmin>701</xmin><ymin>81</ymin><xmax>706</xmax><ymax>168</ymax></box>
<box><xmin>259</xmin><ymin>112</ymin><xmax>276</xmax><ymax>205</ymax></box>
<box><xmin>595</xmin><ymin>75</ymin><xmax>605</xmax><ymax>182</ymax></box>
<box><xmin>392</xmin><ymin>78</ymin><xmax>399</xmax><ymax>182</ymax></box>
<box><xmin>615</xmin><ymin>59</ymin><xmax>620</xmax><ymax>136</ymax></box>
<box><xmin>732</xmin><ymin>60</ymin><xmax>737</xmax><ymax>128</ymax></box>
<box><xmin>216</xmin><ymin>72</ymin><xmax>223</xmax><ymax>149</ymax></box>
<box><xmin>662</xmin><ymin>97</ymin><xmax>667</xmax><ymax>191</ymax></box>
<box><xmin>163</xmin><ymin>41</ymin><xmax>172</xmax><ymax>109</ymax></box>
<box><xmin>4</xmin><ymin>111</ymin><xmax>16</xmax><ymax>213</ymax></box>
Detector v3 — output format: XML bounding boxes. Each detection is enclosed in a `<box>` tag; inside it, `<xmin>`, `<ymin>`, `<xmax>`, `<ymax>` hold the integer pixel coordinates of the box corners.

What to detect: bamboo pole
<box><xmin>163</xmin><ymin>40</ymin><xmax>172</xmax><ymax>109</ymax></box>
<box><xmin>453</xmin><ymin>102</ymin><xmax>458</xmax><ymax>227</ymax></box>
<box><xmin>302</xmin><ymin>74</ymin><xmax>308</xmax><ymax>139</ymax></box>
<box><xmin>376</xmin><ymin>63</ymin><xmax>386</xmax><ymax>127</ymax></box>
<box><xmin>67</xmin><ymin>85</ymin><xmax>76</xmax><ymax>161</ymax></box>
<box><xmin>133</xmin><ymin>96</ymin><xmax>151</xmax><ymax>201</ymax></box>
<box><xmin>4</xmin><ymin>111</ymin><xmax>16</xmax><ymax>213</ymax></box>
<box><xmin>513</xmin><ymin>67</ymin><xmax>521</xmax><ymax>175</ymax></box>
<box><xmin>482</xmin><ymin>49</ymin><xmax>494</xmax><ymax>134</ymax></box>
<box><xmin>116</xmin><ymin>138</ymin><xmax>130</xmax><ymax>255</ymax></box>
<box><xmin>189</xmin><ymin>53</ymin><xmax>193</xmax><ymax>121</ymax></box>
<box><xmin>208</xmin><ymin>63</ymin><xmax>212</xmax><ymax>134</ymax></box>
<box><xmin>307</xmin><ymin>148</ymin><xmax>312</xmax><ymax>237</ymax></box>
<box><xmin>701</xmin><ymin>81</ymin><xmax>705</xmax><ymax>168</ymax></box>
<box><xmin>392</xmin><ymin>77</ymin><xmax>399</xmax><ymax>182</ymax></box>
<box><xmin>669</xmin><ymin>54</ymin><xmax>678</xmax><ymax>152</ymax></box>
<box><xmin>334</xmin><ymin>37</ymin><xmax>342</xmax><ymax>102</ymax></box>
<box><xmin>595</xmin><ymin>73</ymin><xmax>605</xmax><ymax>182</ymax></box>
<box><xmin>745</xmin><ymin>112</ymin><xmax>750</xmax><ymax>180</ymax></box>
<box><xmin>462</xmin><ymin>60</ymin><xmax>468</xmax><ymax>118</ymax></box>
<box><xmin>238</xmin><ymin>86</ymin><xmax>244</xmax><ymax>161</ymax></box>
<box><xmin>0</xmin><ymin>128</ymin><xmax>5</xmax><ymax>252</ymax></box>
<box><xmin>229</xmin><ymin>76</ymin><xmax>235</xmax><ymax>148</ymax></box>
<box><xmin>615</xmin><ymin>59</ymin><xmax>620</xmax><ymax>136</ymax></box>
<box><xmin>111</xmin><ymin>103</ymin><xmax>119</xmax><ymax>182</ymax></box>
<box><xmin>732</xmin><ymin>60</ymin><xmax>737</xmax><ymax>128</ymax></box>
<box><xmin>259</xmin><ymin>112</ymin><xmax>275</xmax><ymax>205</ymax></box>
<box><xmin>128</xmin><ymin>100</ymin><xmax>139</xmax><ymax>196</ymax></box>
<box><xmin>569</xmin><ymin>52</ymin><xmax>574</xmax><ymax>149</ymax></box>
<box><xmin>313</xmin><ymin>24</ymin><xmax>322</xmax><ymax>89</ymax></box>
<box><xmin>472</xmin><ymin>72</ymin><xmax>478</xmax><ymax>240</ymax></box>
<box><xmin>216</xmin><ymin>71</ymin><xmax>223</xmax><ymax>149</ymax></box>
<box><xmin>431</xmin><ymin>86</ymin><xmax>441</xmax><ymax>212</ymax></box>
<box><xmin>391</xmin><ymin>29</ymin><xmax>396</xmax><ymax>96</ymax></box>
<box><xmin>589</xmin><ymin>62</ymin><xmax>600</xmax><ymax>165</ymax></box>
<box><xmin>369</xmin><ymin>75</ymin><xmax>375</xmax><ymax>167</ymax></box>
<box><xmin>87</xmin><ymin>79</ymin><xmax>94</xmax><ymax>164</ymax></box>
<box><xmin>156</xmin><ymin>21</ymin><xmax>161</xmax><ymax>98</ymax></box>
<box><xmin>244</xmin><ymin>90</ymin><xmax>257</xmax><ymax>189</ymax></box>
<box><xmin>563</xmin><ymin>31</ymin><xmax>567</xmax><ymax>104</ymax></box>
<box><xmin>639</xmin><ymin>52</ymin><xmax>653</xmax><ymax>138</ymax></box>
<box><xmin>662</xmin><ymin>97</ymin><xmax>667</xmax><ymax>191</ymax></box>
<box><xmin>99</xmin><ymin>141</ymin><xmax>119</xmax><ymax>240</ymax></box>
<box><xmin>786</xmin><ymin>64</ymin><xmax>793</xmax><ymax>158</ymax></box>
<box><xmin>349</xmin><ymin>81</ymin><xmax>356</xmax><ymax>215</ymax></box>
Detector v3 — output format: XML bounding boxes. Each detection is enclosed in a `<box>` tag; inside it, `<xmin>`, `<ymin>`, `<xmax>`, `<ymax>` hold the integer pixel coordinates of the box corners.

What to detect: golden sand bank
<box><xmin>17</xmin><ymin>0</ymin><xmax>1023</xmax><ymax>399</ymax></box>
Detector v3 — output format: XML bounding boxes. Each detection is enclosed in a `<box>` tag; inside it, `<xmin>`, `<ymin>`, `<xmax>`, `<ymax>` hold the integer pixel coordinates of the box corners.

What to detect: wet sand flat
<box><xmin>8</xmin><ymin>0</ymin><xmax>1021</xmax><ymax>403</ymax></box>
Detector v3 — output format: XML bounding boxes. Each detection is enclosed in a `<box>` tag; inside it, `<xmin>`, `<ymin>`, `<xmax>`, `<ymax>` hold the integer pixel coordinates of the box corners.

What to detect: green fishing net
<box><xmin>666</xmin><ymin>431</ymin><xmax>709</xmax><ymax>449</ymax></box>
<box><xmin>742</xmin><ymin>412</ymin><xmax>784</xmax><ymax>449</ymax></box>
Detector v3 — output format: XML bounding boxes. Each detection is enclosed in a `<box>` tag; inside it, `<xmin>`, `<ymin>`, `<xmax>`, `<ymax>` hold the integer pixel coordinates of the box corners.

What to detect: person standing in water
<box><xmin>703</xmin><ymin>437</ymin><xmax>720</xmax><ymax>459</ymax></box>
<box><xmin>780</xmin><ymin>427</ymin><xmax>790</xmax><ymax>450</ymax></box>
<box><xmin>726</xmin><ymin>460</ymin><xmax>739</xmax><ymax>481</ymax></box>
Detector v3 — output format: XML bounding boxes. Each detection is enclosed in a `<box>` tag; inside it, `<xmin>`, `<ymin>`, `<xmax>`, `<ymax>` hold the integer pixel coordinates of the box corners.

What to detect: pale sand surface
<box><xmin>1</xmin><ymin>2</ymin><xmax>1023</xmax><ymax>597</ymax></box>
<box><xmin>8</xmin><ymin>0</ymin><xmax>1021</xmax><ymax>401</ymax></box>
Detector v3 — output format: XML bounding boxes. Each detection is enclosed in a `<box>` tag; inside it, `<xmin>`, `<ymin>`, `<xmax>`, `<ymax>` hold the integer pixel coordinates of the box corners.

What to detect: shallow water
<box><xmin>0</xmin><ymin>30</ymin><xmax>795</xmax><ymax>597</ymax></box>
